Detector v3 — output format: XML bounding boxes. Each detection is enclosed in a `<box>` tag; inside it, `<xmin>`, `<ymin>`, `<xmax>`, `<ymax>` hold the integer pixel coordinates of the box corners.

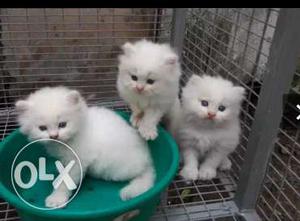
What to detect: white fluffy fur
<box><xmin>16</xmin><ymin>86</ymin><xmax>155</xmax><ymax>208</ymax></box>
<box><xmin>176</xmin><ymin>75</ymin><xmax>245</xmax><ymax>180</ymax></box>
<box><xmin>117</xmin><ymin>39</ymin><xmax>181</xmax><ymax>140</ymax></box>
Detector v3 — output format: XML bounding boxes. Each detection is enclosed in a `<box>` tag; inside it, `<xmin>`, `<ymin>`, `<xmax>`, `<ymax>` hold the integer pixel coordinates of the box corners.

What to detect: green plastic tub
<box><xmin>0</xmin><ymin>112</ymin><xmax>179</xmax><ymax>221</ymax></box>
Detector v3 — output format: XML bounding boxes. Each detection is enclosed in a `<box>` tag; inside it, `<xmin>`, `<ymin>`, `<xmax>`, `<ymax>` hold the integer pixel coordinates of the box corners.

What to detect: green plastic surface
<box><xmin>0</xmin><ymin>111</ymin><xmax>179</xmax><ymax>221</ymax></box>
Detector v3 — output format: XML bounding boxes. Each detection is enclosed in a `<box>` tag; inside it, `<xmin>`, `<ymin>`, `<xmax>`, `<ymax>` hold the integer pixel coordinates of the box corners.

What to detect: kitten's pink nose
<box><xmin>207</xmin><ymin>112</ymin><xmax>216</xmax><ymax>119</ymax></box>
<box><xmin>136</xmin><ymin>86</ymin><xmax>144</xmax><ymax>93</ymax></box>
<box><xmin>50</xmin><ymin>134</ymin><xmax>59</xmax><ymax>139</ymax></box>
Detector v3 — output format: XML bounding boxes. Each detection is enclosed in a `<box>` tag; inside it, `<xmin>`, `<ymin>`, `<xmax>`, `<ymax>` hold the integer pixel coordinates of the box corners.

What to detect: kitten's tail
<box><xmin>120</xmin><ymin>166</ymin><xmax>155</xmax><ymax>201</ymax></box>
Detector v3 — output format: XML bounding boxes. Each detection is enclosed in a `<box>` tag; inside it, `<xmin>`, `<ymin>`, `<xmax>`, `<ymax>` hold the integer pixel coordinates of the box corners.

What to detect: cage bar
<box><xmin>235</xmin><ymin>8</ymin><xmax>300</xmax><ymax>214</ymax></box>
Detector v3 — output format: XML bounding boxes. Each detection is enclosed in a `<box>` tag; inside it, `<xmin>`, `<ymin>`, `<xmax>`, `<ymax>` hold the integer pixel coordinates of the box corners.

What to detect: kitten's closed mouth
<box><xmin>207</xmin><ymin>117</ymin><xmax>215</xmax><ymax>120</ymax></box>
<box><xmin>135</xmin><ymin>90</ymin><xmax>144</xmax><ymax>95</ymax></box>
<box><xmin>46</xmin><ymin>137</ymin><xmax>67</xmax><ymax>143</ymax></box>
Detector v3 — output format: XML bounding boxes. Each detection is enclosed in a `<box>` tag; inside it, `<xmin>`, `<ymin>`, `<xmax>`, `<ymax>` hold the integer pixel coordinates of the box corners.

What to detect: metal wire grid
<box><xmin>0</xmin><ymin>8</ymin><xmax>172</xmax><ymax>137</ymax></box>
<box><xmin>0</xmin><ymin>8</ymin><xmax>292</xmax><ymax>221</ymax></box>
<box><xmin>256</xmin><ymin>70</ymin><xmax>300</xmax><ymax>221</ymax></box>
<box><xmin>0</xmin><ymin>8</ymin><xmax>172</xmax><ymax>109</ymax></box>
<box><xmin>0</xmin><ymin>8</ymin><xmax>172</xmax><ymax>221</ymax></box>
<box><xmin>151</xmin><ymin>171</ymin><xmax>240</xmax><ymax>221</ymax></box>
<box><xmin>0</xmin><ymin>199</ymin><xmax>18</xmax><ymax>221</ymax></box>
<box><xmin>182</xmin><ymin>7</ymin><xmax>278</xmax><ymax>181</ymax></box>
<box><xmin>175</xmin><ymin>8</ymin><xmax>279</xmax><ymax>220</ymax></box>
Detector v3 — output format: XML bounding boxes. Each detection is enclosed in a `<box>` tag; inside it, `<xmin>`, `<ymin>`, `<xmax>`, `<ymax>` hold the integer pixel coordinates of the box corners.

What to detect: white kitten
<box><xmin>176</xmin><ymin>75</ymin><xmax>245</xmax><ymax>180</ymax></box>
<box><xmin>117</xmin><ymin>39</ymin><xmax>181</xmax><ymax>140</ymax></box>
<box><xmin>16</xmin><ymin>86</ymin><xmax>155</xmax><ymax>208</ymax></box>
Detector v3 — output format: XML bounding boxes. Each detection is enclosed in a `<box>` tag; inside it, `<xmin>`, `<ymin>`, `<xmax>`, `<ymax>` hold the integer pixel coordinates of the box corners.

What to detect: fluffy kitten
<box><xmin>16</xmin><ymin>86</ymin><xmax>155</xmax><ymax>208</ymax></box>
<box><xmin>117</xmin><ymin>39</ymin><xmax>181</xmax><ymax>140</ymax></box>
<box><xmin>176</xmin><ymin>75</ymin><xmax>245</xmax><ymax>180</ymax></box>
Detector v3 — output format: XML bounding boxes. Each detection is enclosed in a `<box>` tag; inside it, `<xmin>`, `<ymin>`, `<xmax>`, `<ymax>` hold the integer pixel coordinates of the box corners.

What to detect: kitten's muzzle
<box><xmin>135</xmin><ymin>86</ymin><xmax>145</xmax><ymax>93</ymax></box>
<box><xmin>49</xmin><ymin>134</ymin><xmax>59</xmax><ymax>139</ymax></box>
<box><xmin>207</xmin><ymin>112</ymin><xmax>216</xmax><ymax>120</ymax></box>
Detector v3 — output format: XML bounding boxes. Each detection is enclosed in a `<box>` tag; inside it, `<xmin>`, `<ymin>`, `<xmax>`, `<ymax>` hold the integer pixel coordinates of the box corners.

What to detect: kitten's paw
<box><xmin>130</xmin><ymin>114</ymin><xmax>141</xmax><ymax>127</ymax></box>
<box><xmin>219</xmin><ymin>158</ymin><xmax>232</xmax><ymax>171</ymax></box>
<box><xmin>130</xmin><ymin>115</ymin><xmax>139</xmax><ymax>128</ymax></box>
<box><xmin>120</xmin><ymin>186</ymin><xmax>139</xmax><ymax>201</ymax></box>
<box><xmin>45</xmin><ymin>191</ymin><xmax>69</xmax><ymax>208</ymax></box>
<box><xmin>130</xmin><ymin>112</ymin><xmax>143</xmax><ymax>128</ymax></box>
<box><xmin>179</xmin><ymin>166</ymin><xmax>198</xmax><ymax>181</ymax></box>
<box><xmin>138</xmin><ymin>125</ymin><xmax>158</xmax><ymax>140</ymax></box>
<box><xmin>198</xmin><ymin>167</ymin><xmax>217</xmax><ymax>180</ymax></box>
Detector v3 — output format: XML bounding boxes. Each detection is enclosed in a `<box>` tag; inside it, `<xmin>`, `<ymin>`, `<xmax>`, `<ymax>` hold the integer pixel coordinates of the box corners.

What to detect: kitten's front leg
<box><xmin>179</xmin><ymin>147</ymin><xmax>199</xmax><ymax>180</ymax></box>
<box><xmin>129</xmin><ymin>105</ymin><xmax>143</xmax><ymax>128</ymax></box>
<box><xmin>198</xmin><ymin>150</ymin><xmax>227</xmax><ymax>180</ymax></box>
<box><xmin>45</xmin><ymin>161</ymin><xmax>84</xmax><ymax>208</ymax></box>
<box><xmin>219</xmin><ymin>156</ymin><xmax>232</xmax><ymax>171</ymax></box>
<box><xmin>45</xmin><ymin>183</ymin><xmax>72</xmax><ymax>208</ymax></box>
<box><xmin>138</xmin><ymin>108</ymin><xmax>164</xmax><ymax>140</ymax></box>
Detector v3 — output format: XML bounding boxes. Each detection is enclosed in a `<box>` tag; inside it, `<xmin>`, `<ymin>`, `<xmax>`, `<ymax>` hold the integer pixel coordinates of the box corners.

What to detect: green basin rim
<box><xmin>0</xmin><ymin>113</ymin><xmax>179</xmax><ymax>219</ymax></box>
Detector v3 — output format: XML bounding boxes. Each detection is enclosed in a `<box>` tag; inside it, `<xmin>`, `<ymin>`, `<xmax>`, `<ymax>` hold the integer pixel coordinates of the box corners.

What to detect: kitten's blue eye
<box><xmin>201</xmin><ymin>100</ymin><xmax>209</xmax><ymax>107</ymax></box>
<box><xmin>147</xmin><ymin>79</ymin><xmax>155</xmax><ymax>84</ymax></box>
<box><xmin>39</xmin><ymin>125</ymin><xmax>47</xmax><ymax>131</ymax></box>
<box><xmin>58</xmin><ymin>122</ymin><xmax>67</xmax><ymax>128</ymax></box>
<box><xmin>218</xmin><ymin>105</ymin><xmax>226</xmax><ymax>112</ymax></box>
<box><xmin>131</xmin><ymin>75</ymin><xmax>138</xmax><ymax>81</ymax></box>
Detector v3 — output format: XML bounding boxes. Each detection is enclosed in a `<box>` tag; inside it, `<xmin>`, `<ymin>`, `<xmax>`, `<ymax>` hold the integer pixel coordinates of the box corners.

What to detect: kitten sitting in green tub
<box><xmin>15</xmin><ymin>86</ymin><xmax>155</xmax><ymax>208</ymax></box>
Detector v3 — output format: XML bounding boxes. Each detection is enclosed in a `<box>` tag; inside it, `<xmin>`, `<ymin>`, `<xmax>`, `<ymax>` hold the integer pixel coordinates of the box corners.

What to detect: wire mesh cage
<box><xmin>0</xmin><ymin>8</ymin><xmax>300</xmax><ymax>221</ymax></box>
<box><xmin>255</xmin><ymin>66</ymin><xmax>300</xmax><ymax>219</ymax></box>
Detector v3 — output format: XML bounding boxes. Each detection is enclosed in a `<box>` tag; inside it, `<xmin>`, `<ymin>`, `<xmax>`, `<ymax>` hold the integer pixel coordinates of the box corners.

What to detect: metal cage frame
<box><xmin>0</xmin><ymin>8</ymin><xmax>300</xmax><ymax>221</ymax></box>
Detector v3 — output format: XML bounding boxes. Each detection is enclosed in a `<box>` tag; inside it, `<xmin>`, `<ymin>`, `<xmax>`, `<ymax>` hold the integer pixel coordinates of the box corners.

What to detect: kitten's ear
<box><xmin>67</xmin><ymin>90</ymin><xmax>81</xmax><ymax>105</ymax></box>
<box><xmin>121</xmin><ymin>42</ymin><xmax>135</xmax><ymax>55</ymax></box>
<box><xmin>165</xmin><ymin>55</ymin><xmax>178</xmax><ymax>66</ymax></box>
<box><xmin>233</xmin><ymin>86</ymin><xmax>246</xmax><ymax>100</ymax></box>
<box><xmin>15</xmin><ymin>100</ymin><xmax>31</xmax><ymax>112</ymax></box>
<box><xmin>188</xmin><ymin>74</ymin><xmax>201</xmax><ymax>85</ymax></box>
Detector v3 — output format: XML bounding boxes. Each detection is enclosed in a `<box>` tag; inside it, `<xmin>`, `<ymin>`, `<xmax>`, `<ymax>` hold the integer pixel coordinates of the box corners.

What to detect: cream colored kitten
<box><xmin>176</xmin><ymin>75</ymin><xmax>245</xmax><ymax>180</ymax></box>
<box><xmin>117</xmin><ymin>39</ymin><xmax>182</xmax><ymax>140</ymax></box>
<box><xmin>16</xmin><ymin>86</ymin><xmax>155</xmax><ymax>208</ymax></box>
